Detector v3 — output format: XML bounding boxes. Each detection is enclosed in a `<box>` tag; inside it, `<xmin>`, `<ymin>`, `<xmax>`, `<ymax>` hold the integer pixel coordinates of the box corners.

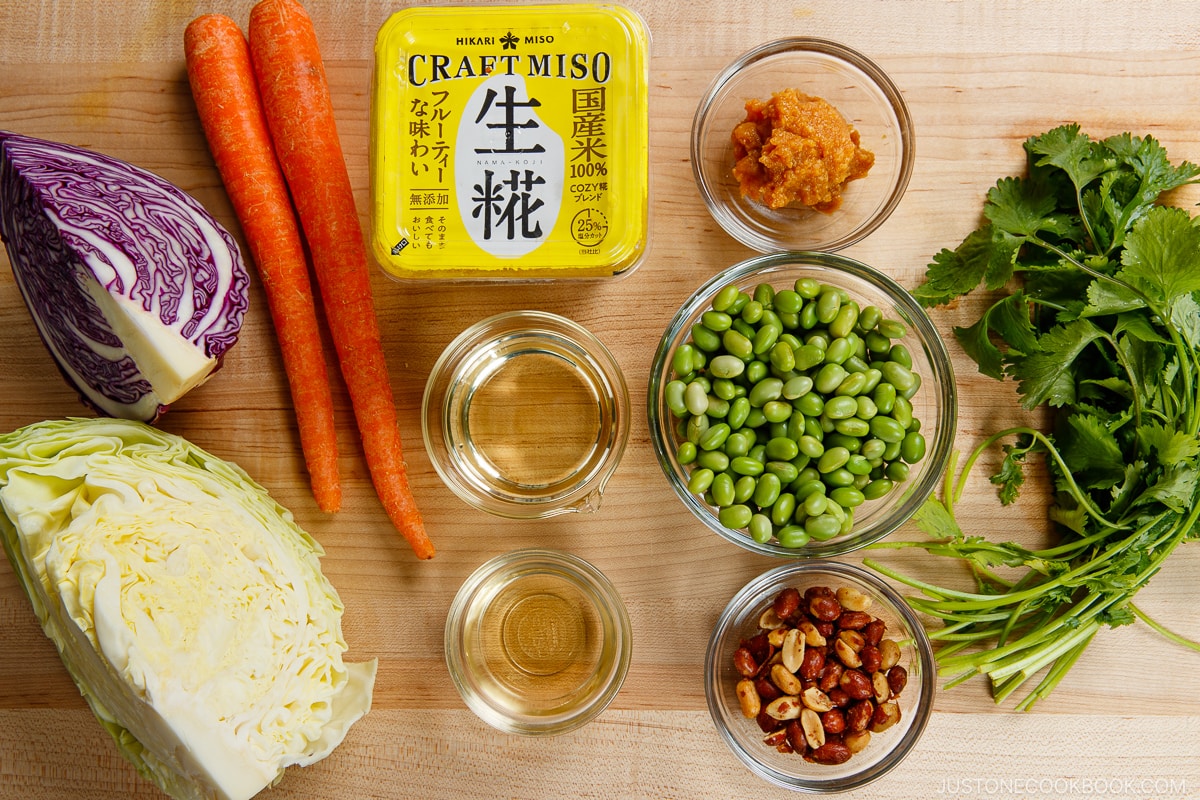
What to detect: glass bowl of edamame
<box><xmin>648</xmin><ymin>251</ymin><xmax>955</xmax><ymax>558</ymax></box>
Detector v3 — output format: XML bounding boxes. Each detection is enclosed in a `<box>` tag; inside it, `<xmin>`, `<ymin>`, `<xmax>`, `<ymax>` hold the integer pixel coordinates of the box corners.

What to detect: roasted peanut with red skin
<box><xmin>860</xmin><ymin>644</ymin><xmax>882</xmax><ymax>674</ymax></box>
<box><xmin>809</xmin><ymin>595</ymin><xmax>842</xmax><ymax>622</ymax></box>
<box><xmin>755</xmin><ymin>676</ymin><xmax>781</xmax><ymax>704</ymax></box>
<box><xmin>786</xmin><ymin>719</ymin><xmax>807</xmax><ymax>752</ymax></box>
<box><xmin>840</xmin><ymin>668</ymin><xmax>873</xmax><ymax>700</ymax></box>
<box><xmin>733</xmin><ymin>646</ymin><xmax>758</xmax><ymax>677</ymax></box>
<box><xmin>828</xmin><ymin>687</ymin><xmax>852</xmax><ymax>708</ymax></box>
<box><xmin>838</xmin><ymin>611</ymin><xmax>873</xmax><ymax>630</ymax></box>
<box><xmin>863</xmin><ymin>619</ymin><xmax>886</xmax><ymax>646</ymax></box>
<box><xmin>846</xmin><ymin>699</ymin><xmax>874</xmax><ymax>733</ymax></box>
<box><xmin>799</xmin><ymin>645</ymin><xmax>826</xmax><ymax>681</ymax></box>
<box><xmin>871</xmin><ymin>701</ymin><xmax>901</xmax><ymax>733</ymax></box>
<box><xmin>887</xmin><ymin>665</ymin><xmax>908</xmax><ymax>696</ymax></box>
<box><xmin>818</xmin><ymin>659</ymin><xmax>844</xmax><ymax>692</ymax></box>
<box><xmin>811</xmin><ymin>738</ymin><xmax>852</xmax><ymax>765</ymax></box>
<box><xmin>774</xmin><ymin>587</ymin><xmax>801</xmax><ymax>620</ymax></box>
<box><xmin>821</xmin><ymin>708</ymin><xmax>846</xmax><ymax>734</ymax></box>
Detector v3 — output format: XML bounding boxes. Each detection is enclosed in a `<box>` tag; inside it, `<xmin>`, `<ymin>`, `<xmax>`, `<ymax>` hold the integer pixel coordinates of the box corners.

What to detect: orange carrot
<box><xmin>247</xmin><ymin>0</ymin><xmax>434</xmax><ymax>559</ymax></box>
<box><xmin>184</xmin><ymin>13</ymin><xmax>342</xmax><ymax>514</ymax></box>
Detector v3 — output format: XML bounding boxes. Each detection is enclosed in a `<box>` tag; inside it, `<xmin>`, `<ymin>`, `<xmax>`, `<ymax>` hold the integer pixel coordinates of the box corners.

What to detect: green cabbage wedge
<box><xmin>0</xmin><ymin>418</ymin><xmax>376</xmax><ymax>800</ymax></box>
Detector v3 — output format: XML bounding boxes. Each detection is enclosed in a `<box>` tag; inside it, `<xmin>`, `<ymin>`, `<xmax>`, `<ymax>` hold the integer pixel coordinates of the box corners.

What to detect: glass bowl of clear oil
<box><xmin>422</xmin><ymin>311</ymin><xmax>630</xmax><ymax>518</ymax></box>
<box><xmin>444</xmin><ymin>548</ymin><xmax>632</xmax><ymax>735</ymax></box>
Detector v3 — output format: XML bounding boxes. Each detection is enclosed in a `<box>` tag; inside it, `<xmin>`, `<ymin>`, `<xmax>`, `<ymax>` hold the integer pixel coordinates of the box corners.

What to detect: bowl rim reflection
<box><xmin>648</xmin><ymin>251</ymin><xmax>957</xmax><ymax>558</ymax></box>
<box><xmin>691</xmin><ymin>36</ymin><xmax>915</xmax><ymax>253</ymax></box>
<box><xmin>705</xmin><ymin>560</ymin><xmax>936</xmax><ymax>792</ymax></box>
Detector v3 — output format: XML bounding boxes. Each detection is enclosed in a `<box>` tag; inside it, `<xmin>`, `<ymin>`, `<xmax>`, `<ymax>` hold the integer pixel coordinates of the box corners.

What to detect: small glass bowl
<box><xmin>648</xmin><ymin>252</ymin><xmax>955</xmax><ymax>558</ymax></box>
<box><xmin>706</xmin><ymin>561</ymin><xmax>935</xmax><ymax>792</ymax></box>
<box><xmin>422</xmin><ymin>311</ymin><xmax>630</xmax><ymax>518</ymax></box>
<box><xmin>445</xmin><ymin>549</ymin><xmax>632</xmax><ymax>736</ymax></box>
<box><xmin>692</xmin><ymin>38</ymin><xmax>914</xmax><ymax>253</ymax></box>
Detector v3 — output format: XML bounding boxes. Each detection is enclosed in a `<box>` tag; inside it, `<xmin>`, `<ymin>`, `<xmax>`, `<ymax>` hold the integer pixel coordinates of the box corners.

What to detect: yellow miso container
<box><xmin>371</xmin><ymin>4</ymin><xmax>650</xmax><ymax>280</ymax></box>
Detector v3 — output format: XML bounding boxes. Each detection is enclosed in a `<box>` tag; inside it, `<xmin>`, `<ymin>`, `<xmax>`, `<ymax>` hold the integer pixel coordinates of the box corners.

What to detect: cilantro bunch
<box><xmin>865</xmin><ymin>124</ymin><xmax>1200</xmax><ymax>709</ymax></box>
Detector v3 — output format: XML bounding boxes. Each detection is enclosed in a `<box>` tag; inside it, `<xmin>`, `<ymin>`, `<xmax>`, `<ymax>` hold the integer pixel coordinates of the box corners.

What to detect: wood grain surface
<box><xmin>1</xmin><ymin>2</ymin><xmax>1199</xmax><ymax>798</ymax></box>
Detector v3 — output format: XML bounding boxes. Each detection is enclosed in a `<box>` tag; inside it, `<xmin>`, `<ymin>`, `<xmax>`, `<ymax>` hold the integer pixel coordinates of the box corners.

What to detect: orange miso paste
<box><xmin>731</xmin><ymin>89</ymin><xmax>874</xmax><ymax>212</ymax></box>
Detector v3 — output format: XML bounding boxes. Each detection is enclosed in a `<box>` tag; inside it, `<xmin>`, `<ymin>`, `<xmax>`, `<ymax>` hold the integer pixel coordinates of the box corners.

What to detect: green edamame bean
<box><xmin>771</xmin><ymin>288</ymin><xmax>801</xmax><ymax>314</ymax></box>
<box><xmin>734</xmin><ymin>475</ymin><xmax>757</xmax><ymax>504</ymax></box>
<box><xmin>731</xmin><ymin>457</ymin><xmax>764</xmax><ymax>477</ymax></box>
<box><xmin>795</xmin><ymin>343</ymin><xmax>826</xmax><ymax>371</ymax></box>
<box><xmin>858</xmin><ymin>305</ymin><xmax>882</xmax><ymax>332</ymax></box>
<box><xmin>753</xmin><ymin>324</ymin><xmax>781</xmax><ymax>355</ymax></box>
<box><xmin>732</xmin><ymin>318</ymin><xmax>756</xmax><ymax>340</ymax></box>
<box><xmin>805</xmin><ymin>513</ymin><xmax>842</xmax><ymax>541</ymax></box>
<box><xmin>823</xmin><ymin>395</ymin><xmax>859</xmax><ymax>420</ymax></box>
<box><xmin>701</xmin><ymin>311</ymin><xmax>732</xmax><ymax>333</ymax></box>
<box><xmin>877</xmin><ymin>318</ymin><xmax>908</xmax><ymax>339</ymax></box>
<box><xmin>686</xmin><ymin>413</ymin><xmax>709</xmax><ymax>443</ymax></box>
<box><xmin>740</xmin><ymin>299</ymin><xmax>763</xmax><ymax>324</ymax></box>
<box><xmin>696</xmin><ymin>449</ymin><xmax>729</xmax><ymax>473</ymax></box>
<box><xmin>724</xmin><ymin>430</ymin><xmax>752</xmax><ymax>457</ymax></box>
<box><xmin>814</xmin><ymin>363</ymin><xmax>847</xmax><ymax>395</ymax></box>
<box><xmin>771</xmin><ymin>492</ymin><xmax>797</xmax><ymax>527</ymax></box>
<box><xmin>817</xmin><ymin>446</ymin><xmax>850</xmax><ymax>473</ymax></box>
<box><xmin>889</xmin><ymin>343</ymin><xmax>913</xmax><ymax>369</ymax></box>
<box><xmin>824</xmin><ymin>467</ymin><xmax>856</xmax><ymax>488</ymax></box>
<box><xmin>722</xmin><ymin>329</ymin><xmax>754</xmax><ymax>360</ymax></box>
<box><xmin>748</xmin><ymin>377</ymin><xmax>784</xmax><ymax>407</ymax></box>
<box><xmin>798</xmin><ymin>435</ymin><xmax>825</xmax><ymax>459</ymax></box>
<box><xmin>829</xmin><ymin>303</ymin><xmax>860</xmax><ymax>339</ymax></box>
<box><xmin>707</xmin><ymin>396</ymin><xmax>730</xmax><ymax>418</ymax></box>
<box><xmin>745</xmin><ymin>408</ymin><xmax>768</xmax><ymax>429</ymax></box>
<box><xmin>795</xmin><ymin>392</ymin><xmax>824</xmax><ymax>417</ymax></box>
<box><xmin>765</xmin><ymin>436</ymin><xmax>800</xmax><ymax>461</ymax></box>
<box><xmin>753</xmin><ymin>282</ymin><xmax>775</xmax><ymax>307</ymax></box>
<box><xmin>861</xmin><ymin>368</ymin><xmax>883</xmax><ymax>394</ymax></box>
<box><xmin>690</xmin><ymin>323</ymin><xmax>721</xmax><ymax>352</ymax></box>
<box><xmin>805</xmin><ymin>332</ymin><xmax>830</xmax><ymax>351</ymax></box>
<box><xmin>749</xmin><ymin>513</ymin><xmax>774</xmax><ymax>544</ymax></box>
<box><xmin>816</xmin><ymin>289</ymin><xmax>842</xmax><ymax>324</ymax></box>
<box><xmin>793</xmin><ymin>479</ymin><xmax>825</xmax><ymax>502</ymax></box>
<box><xmin>709</xmin><ymin>354</ymin><xmax>745</xmax><ymax>379</ymax></box>
<box><xmin>873</xmin><ymin>382</ymin><xmax>897</xmax><ymax>415</ymax></box>
<box><xmin>885</xmin><ymin>460</ymin><xmax>909</xmax><ymax>481</ymax></box>
<box><xmin>870</xmin><ymin>415</ymin><xmax>907</xmax><ymax>443</ymax></box>
<box><xmin>728</xmin><ymin>397</ymin><xmax>751</xmax><ymax>430</ymax></box>
<box><xmin>834</xmin><ymin>417</ymin><xmax>871</xmax><ymax>438</ymax></box>
<box><xmin>687</xmin><ymin>468</ymin><xmax>714</xmax><ymax>494</ymax></box>
<box><xmin>892</xmin><ymin>395</ymin><xmax>914</xmax><ymax>429</ymax></box>
<box><xmin>799</xmin><ymin>301</ymin><xmax>819</xmax><ymax>330</ymax></box>
<box><xmin>684</xmin><ymin>381</ymin><xmax>709</xmax><ymax>416</ymax></box>
<box><xmin>783</xmin><ymin>375</ymin><xmax>814</xmax><ymax>400</ymax></box>
<box><xmin>856</xmin><ymin>396</ymin><xmax>878</xmax><ymax>420</ymax></box>
<box><xmin>842</xmin><ymin>355</ymin><xmax>869</xmax><ymax>375</ymax></box>
<box><xmin>762</xmin><ymin>400</ymin><xmax>793</xmax><ymax>423</ymax></box>
<box><xmin>861</xmin><ymin>438</ymin><xmax>887</xmax><ymax>461</ymax></box>
<box><xmin>665</xmin><ymin>380</ymin><xmax>688</xmax><ymax>417</ymax></box>
<box><xmin>830</xmin><ymin>486</ymin><xmax>865</xmax><ymax>508</ymax></box>
<box><xmin>865</xmin><ymin>331</ymin><xmax>892</xmax><ymax>355</ymax></box>
<box><xmin>803</xmin><ymin>490</ymin><xmax>828</xmax><ymax>517</ymax></box>
<box><xmin>795</xmin><ymin>277</ymin><xmax>821</xmax><ymax>299</ymax></box>
<box><xmin>770</xmin><ymin>341</ymin><xmax>796</xmax><ymax>372</ymax></box>
<box><xmin>777</xmin><ymin>525</ymin><xmax>811</xmax><ymax>549</ymax></box>
<box><xmin>745</xmin><ymin>360</ymin><xmax>768</xmax><ymax>385</ymax></box>
<box><xmin>699</xmin><ymin>422</ymin><xmax>730</xmax><ymax>452</ymax></box>
<box><xmin>747</xmin><ymin>444</ymin><xmax>767</xmax><ymax>463</ymax></box>
<box><xmin>712</xmin><ymin>283</ymin><xmax>740</xmax><ymax>312</ymax></box>
<box><xmin>719</xmin><ymin>504</ymin><xmax>753</xmax><ymax>530</ymax></box>
<box><xmin>672</xmin><ymin>344</ymin><xmax>696</xmax><ymax>376</ymax></box>
<box><xmin>754</xmin><ymin>473</ymin><xmax>782</xmax><ymax>508</ymax></box>
<box><xmin>901</xmin><ymin>431</ymin><xmax>927</xmax><ymax>463</ymax></box>
<box><xmin>845</xmin><ymin>454</ymin><xmax>872</xmax><ymax>475</ymax></box>
<box><xmin>835</xmin><ymin>372</ymin><xmax>868</xmax><ymax>397</ymax></box>
<box><xmin>824</xmin><ymin>337</ymin><xmax>852</xmax><ymax>365</ymax></box>
<box><xmin>713</xmin><ymin>378</ymin><xmax>737</xmax><ymax>401</ymax></box>
<box><xmin>882</xmin><ymin>439</ymin><xmax>902</xmax><ymax>462</ymax></box>
<box><xmin>677</xmin><ymin>441</ymin><xmax>697</xmax><ymax>465</ymax></box>
<box><xmin>766</xmin><ymin>461</ymin><xmax>800</xmax><ymax>485</ymax></box>
<box><xmin>862</xmin><ymin>478</ymin><xmax>895</xmax><ymax>500</ymax></box>
<box><xmin>881</xmin><ymin>361</ymin><xmax>917</xmax><ymax>393</ymax></box>
<box><xmin>711</xmin><ymin>472</ymin><xmax>736</xmax><ymax>507</ymax></box>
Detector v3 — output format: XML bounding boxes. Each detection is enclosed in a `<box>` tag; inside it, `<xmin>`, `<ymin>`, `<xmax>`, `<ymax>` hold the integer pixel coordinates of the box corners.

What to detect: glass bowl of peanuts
<box><xmin>705</xmin><ymin>560</ymin><xmax>934</xmax><ymax>792</ymax></box>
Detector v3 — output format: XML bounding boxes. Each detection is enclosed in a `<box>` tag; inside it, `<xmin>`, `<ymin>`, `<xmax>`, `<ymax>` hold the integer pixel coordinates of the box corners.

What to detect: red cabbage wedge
<box><xmin>0</xmin><ymin>132</ymin><xmax>249</xmax><ymax>420</ymax></box>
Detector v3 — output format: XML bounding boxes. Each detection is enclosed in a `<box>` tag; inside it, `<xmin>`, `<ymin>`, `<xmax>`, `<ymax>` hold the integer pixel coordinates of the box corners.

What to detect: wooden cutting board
<box><xmin>1</xmin><ymin>2</ymin><xmax>1198</xmax><ymax>798</ymax></box>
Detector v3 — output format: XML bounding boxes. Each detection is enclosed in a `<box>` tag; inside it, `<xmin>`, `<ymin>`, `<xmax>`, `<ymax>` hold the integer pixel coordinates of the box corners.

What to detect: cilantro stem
<box><xmin>1129</xmin><ymin>603</ymin><xmax>1200</xmax><ymax>653</ymax></box>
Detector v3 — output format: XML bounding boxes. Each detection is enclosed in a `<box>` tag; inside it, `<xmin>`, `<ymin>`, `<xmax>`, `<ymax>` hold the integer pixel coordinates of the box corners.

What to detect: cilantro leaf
<box><xmin>1010</xmin><ymin>319</ymin><xmax>1106</xmax><ymax>408</ymax></box>
<box><xmin>953</xmin><ymin>291</ymin><xmax>1039</xmax><ymax>380</ymax></box>
<box><xmin>913</xmin><ymin>497</ymin><xmax>963</xmax><ymax>540</ymax></box>
<box><xmin>1025</xmin><ymin>124</ymin><xmax>1112</xmax><ymax>192</ymax></box>
<box><xmin>1060</xmin><ymin>413</ymin><xmax>1126</xmax><ymax>489</ymax></box>
<box><xmin>1169</xmin><ymin>292</ymin><xmax>1200</xmax><ymax>350</ymax></box>
<box><xmin>1135</xmin><ymin>465</ymin><xmax>1200</xmax><ymax>514</ymax></box>
<box><xmin>984</xmin><ymin>176</ymin><xmax>1059</xmax><ymax>237</ymax></box>
<box><xmin>1136</xmin><ymin>421</ymin><xmax>1200</xmax><ymax>466</ymax></box>
<box><xmin>916</xmin><ymin>224</ymin><xmax>1022</xmax><ymax>306</ymax></box>
<box><xmin>1119</xmin><ymin>206</ymin><xmax>1200</xmax><ymax>303</ymax></box>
